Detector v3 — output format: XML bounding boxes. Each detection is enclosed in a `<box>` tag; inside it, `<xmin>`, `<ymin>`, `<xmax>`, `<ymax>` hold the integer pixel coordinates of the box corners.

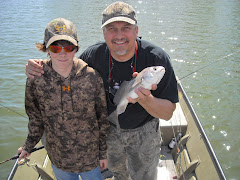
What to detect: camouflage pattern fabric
<box><xmin>44</xmin><ymin>17</ymin><xmax>79</xmax><ymax>48</ymax></box>
<box><xmin>107</xmin><ymin>119</ymin><xmax>161</xmax><ymax>180</ymax></box>
<box><xmin>23</xmin><ymin>58</ymin><xmax>110</xmax><ymax>173</ymax></box>
<box><xmin>101</xmin><ymin>1</ymin><xmax>137</xmax><ymax>28</ymax></box>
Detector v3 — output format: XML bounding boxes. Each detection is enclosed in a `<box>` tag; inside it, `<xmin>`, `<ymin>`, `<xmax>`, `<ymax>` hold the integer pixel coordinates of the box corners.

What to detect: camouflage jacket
<box><xmin>23</xmin><ymin>58</ymin><xmax>110</xmax><ymax>173</ymax></box>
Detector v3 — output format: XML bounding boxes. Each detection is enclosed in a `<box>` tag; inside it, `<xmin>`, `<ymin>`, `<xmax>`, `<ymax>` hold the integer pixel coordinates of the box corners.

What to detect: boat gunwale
<box><xmin>177</xmin><ymin>80</ymin><xmax>226</xmax><ymax>180</ymax></box>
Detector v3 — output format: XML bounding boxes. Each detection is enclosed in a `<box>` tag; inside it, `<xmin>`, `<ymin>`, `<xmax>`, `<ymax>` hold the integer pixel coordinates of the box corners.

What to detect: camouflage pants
<box><xmin>107</xmin><ymin>119</ymin><xmax>161</xmax><ymax>180</ymax></box>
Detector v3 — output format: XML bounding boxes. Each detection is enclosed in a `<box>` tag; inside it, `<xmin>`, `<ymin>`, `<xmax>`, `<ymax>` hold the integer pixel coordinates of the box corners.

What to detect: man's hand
<box><xmin>99</xmin><ymin>159</ymin><xmax>108</xmax><ymax>170</ymax></box>
<box><xmin>127</xmin><ymin>72</ymin><xmax>157</xmax><ymax>104</ymax></box>
<box><xmin>25</xmin><ymin>59</ymin><xmax>44</xmax><ymax>79</ymax></box>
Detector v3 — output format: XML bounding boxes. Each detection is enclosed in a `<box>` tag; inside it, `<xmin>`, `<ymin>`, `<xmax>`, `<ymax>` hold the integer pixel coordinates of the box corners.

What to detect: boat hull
<box><xmin>7</xmin><ymin>80</ymin><xmax>226</xmax><ymax>180</ymax></box>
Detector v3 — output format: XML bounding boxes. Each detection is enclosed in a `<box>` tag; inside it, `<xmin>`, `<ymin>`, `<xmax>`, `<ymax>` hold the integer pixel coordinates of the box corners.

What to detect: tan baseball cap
<box><xmin>101</xmin><ymin>2</ymin><xmax>137</xmax><ymax>28</ymax></box>
<box><xmin>44</xmin><ymin>18</ymin><xmax>79</xmax><ymax>48</ymax></box>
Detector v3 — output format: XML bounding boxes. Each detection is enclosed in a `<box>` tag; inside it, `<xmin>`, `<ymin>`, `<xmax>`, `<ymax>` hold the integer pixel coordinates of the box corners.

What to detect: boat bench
<box><xmin>157</xmin><ymin>102</ymin><xmax>188</xmax><ymax>179</ymax></box>
<box><xmin>159</xmin><ymin>103</ymin><xmax>188</xmax><ymax>146</ymax></box>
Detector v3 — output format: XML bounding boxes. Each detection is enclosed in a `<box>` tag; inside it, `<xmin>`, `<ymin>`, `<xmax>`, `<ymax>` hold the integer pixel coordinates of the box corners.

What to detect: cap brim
<box><xmin>46</xmin><ymin>35</ymin><xmax>78</xmax><ymax>48</ymax></box>
<box><xmin>101</xmin><ymin>17</ymin><xmax>136</xmax><ymax>28</ymax></box>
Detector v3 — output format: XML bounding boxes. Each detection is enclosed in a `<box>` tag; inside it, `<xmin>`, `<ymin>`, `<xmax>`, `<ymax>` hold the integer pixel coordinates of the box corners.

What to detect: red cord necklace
<box><xmin>108</xmin><ymin>41</ymin><xmax>138</xmax><ymax>82</ymax></box>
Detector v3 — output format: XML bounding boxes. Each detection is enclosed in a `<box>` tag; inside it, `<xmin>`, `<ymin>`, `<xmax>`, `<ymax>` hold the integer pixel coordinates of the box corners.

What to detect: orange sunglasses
<box><xmin>48</xmin><ymin>45</ymin><xmax>76</xmax><ymax>53</ymax></box>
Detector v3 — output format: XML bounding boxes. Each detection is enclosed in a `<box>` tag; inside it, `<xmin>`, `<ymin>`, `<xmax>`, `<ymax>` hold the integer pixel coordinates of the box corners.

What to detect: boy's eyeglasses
<box><xmin>48</xmin><ymin>45</ymin><xmax>76</xmax><ymax>53</ymax></box>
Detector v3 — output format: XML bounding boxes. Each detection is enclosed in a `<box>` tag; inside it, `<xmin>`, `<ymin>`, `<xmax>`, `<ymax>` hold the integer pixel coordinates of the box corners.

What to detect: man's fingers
<box><xmin>29</xmin><ymin>59</ymin><xmax>43</xmax><ymax>68</ymax></box>
<box><xmin>134</xmin><ymin>87</ymin><xmax>150</xmax><ymax>100</ymax></box>
<box><xmin>29</xmin><ymin>66</ymin><xmax>43</xmax><ymax>76</ymax></box>
<box><xmin>132</xmin><ymin>72</ymin><xmax>138</xmax><ymax>78</ymax></box>
<box><xmin>127</xmin><ymin>97</ymin><xmax>138</xmax><ymax>104</ymax></box>
<box><xmin>25</xmin><ymin>66</ymin><xmax>35</xmax><ymax>79</ymax></box>
<box><xmin>26</xmin><ymin>73</ymin><xmax>35</xmax><ymax>79</ymax></box>
<box><xmin>25</xmin><ymin>59</ymin><xmax>44</xmax><ymax>78</ymax></box>
<box><xmin>152</xmin><ymin>84</ymin><xmax>157</xmax><ymax>90</ymax></box>
<box><xmin>38</xmin><ymin>60</ymin><xmax>43</xmax><ymax>66</ymax></box>
<box><xmin>25</xmin><ymin>63</ymin><xmax>44</xmax><ymax>78</ymax></box>
<box><xmin>28</xmin><ymin>62</ymin><xmax>44</xmax><ymax>73</ymax></box>
<box><xmin>127</xmin><ymin>87</ymin><xmax>153</xmax><ymax>104</ymax></box>
<box><xmin>25</xmin><ymin>67</ymin><xmax>41</xmax><ymax>78</ymax></box>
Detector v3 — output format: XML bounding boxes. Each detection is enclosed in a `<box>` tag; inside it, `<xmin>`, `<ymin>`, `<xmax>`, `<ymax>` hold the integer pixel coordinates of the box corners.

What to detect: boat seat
<box><xmin>189</xmin><ymin>174</ymin><xmax>197</xmax><ymax>180</ymax></box>
<box><xmin>35</xmin><ymin>165</ymin><xmax>54</xmax><ymax>180</ymax></box>
<box><xmin>176</xmin><ymin>149</ymin><xmax>200</xmax><ymax>179</ymax></box>
<box><xmin>159</xmin><ymin>103</ymin><xmax>188</xmax><ymax>145</ymax></box>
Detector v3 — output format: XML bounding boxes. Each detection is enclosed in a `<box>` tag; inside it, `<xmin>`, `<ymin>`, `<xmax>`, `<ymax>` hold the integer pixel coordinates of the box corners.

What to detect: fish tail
<box><xmin>107</xmin><ymin>110</ymin><xmax>120</xmax><ymax>129</ymax></box>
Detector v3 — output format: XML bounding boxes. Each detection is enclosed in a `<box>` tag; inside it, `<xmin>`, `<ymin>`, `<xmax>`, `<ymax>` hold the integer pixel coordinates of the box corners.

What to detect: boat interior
<box><xmin>8</xmin><ymin>82</ymin><xmax>226</xmax><ymax>180</ymax></box>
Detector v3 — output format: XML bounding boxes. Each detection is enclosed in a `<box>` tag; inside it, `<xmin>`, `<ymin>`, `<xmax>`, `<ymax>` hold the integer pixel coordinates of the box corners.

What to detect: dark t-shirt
<box><xmin>80</xmin><ymin>38</ymin><xmax>179</xmax><ymax>129</ymax></box>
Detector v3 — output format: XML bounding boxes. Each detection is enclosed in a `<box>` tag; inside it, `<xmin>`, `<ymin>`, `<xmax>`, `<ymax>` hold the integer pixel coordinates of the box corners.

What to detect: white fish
<box><xmin>108</xmin><ymin>66</ymin><xmax>165</xmax><ymax>129</ymax></box>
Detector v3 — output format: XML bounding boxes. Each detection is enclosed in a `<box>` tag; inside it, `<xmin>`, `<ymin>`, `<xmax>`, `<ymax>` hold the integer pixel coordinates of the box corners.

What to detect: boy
<box><xmin>18</xmin><ymin>18</ymin><xmax>109</xmax><ymax>180</ymax></box>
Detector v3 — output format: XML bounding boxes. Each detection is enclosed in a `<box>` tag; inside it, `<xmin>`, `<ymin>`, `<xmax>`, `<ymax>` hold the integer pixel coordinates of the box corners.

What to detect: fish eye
<box><xmin>153</xmin><ymin>67</ymin><xmax>157</xmax><ymax>71</ymax></box>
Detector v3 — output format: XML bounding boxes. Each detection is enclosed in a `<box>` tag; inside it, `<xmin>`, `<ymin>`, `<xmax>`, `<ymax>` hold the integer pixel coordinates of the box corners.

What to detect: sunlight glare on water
<box><xmin>0</xmin><ymin>0</ymin><xmax>239</xmax><ymax>179</ymax></box>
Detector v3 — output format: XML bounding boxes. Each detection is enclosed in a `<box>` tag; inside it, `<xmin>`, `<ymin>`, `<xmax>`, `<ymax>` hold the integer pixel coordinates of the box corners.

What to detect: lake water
<box><xmin>0</xmin><ymin>0</ymin><xmax>239</xmax><ymax>179</ymax></box>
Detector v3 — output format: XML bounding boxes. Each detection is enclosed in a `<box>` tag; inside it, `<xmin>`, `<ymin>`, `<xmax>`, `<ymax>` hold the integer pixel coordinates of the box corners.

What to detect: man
<box><xmin>26</xmin><ymin>2</ymin><xmax>179</xmax><ymax>180</ymax></box>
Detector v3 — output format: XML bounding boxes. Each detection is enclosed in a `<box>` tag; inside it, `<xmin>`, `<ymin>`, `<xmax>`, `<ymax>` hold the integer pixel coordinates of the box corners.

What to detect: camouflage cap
<box><xmin>101</xmin><ymin>2</ymin><xmax>137</xmax><ymax>28</ymax></box>
<box><xmin>44</xmin><ymin>18</ymin><xmax>79</xmax><ymax>48</ymax></box>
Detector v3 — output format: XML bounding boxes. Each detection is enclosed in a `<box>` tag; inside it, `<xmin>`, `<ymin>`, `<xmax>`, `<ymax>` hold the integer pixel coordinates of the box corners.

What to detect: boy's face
<box><xmin>47</xmin><ymin>40</ymin><xmax>77</xmax><ymax>71</ymax></box>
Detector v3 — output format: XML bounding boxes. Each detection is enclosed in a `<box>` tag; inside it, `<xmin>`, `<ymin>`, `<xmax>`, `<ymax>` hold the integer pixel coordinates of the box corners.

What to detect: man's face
<box><xmin>103</xmin><ymin>21</ymin><xmax>138</xmax><ymax>61</ymax></box>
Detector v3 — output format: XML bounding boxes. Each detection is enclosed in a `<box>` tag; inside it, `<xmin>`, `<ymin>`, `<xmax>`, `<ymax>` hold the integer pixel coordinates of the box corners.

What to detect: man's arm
<box><xmin>25</xmin><ymin>59</ymin><xmax>44</xmax><ymax>79</ymax></box>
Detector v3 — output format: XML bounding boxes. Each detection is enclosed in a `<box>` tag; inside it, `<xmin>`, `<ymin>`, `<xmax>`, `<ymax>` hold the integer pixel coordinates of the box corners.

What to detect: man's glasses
<box><xmin>48</xmin><ymin>45</ymin><xmax>76</xmax><ymax>53</ymax></box>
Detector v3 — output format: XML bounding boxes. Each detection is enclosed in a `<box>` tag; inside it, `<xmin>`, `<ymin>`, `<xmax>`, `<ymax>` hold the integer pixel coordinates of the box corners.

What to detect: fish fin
<box><xmin>128</xmin><ymin>78</ymin><xmax>143</xmax><ymax>92</ymax></box>
<box><xmin>107</xmin><ymin>110</ymin><xmax>120</xmax><ymax>129</ymax></box>
<box><xmin>117</xmin><ymin>103</ymin><xmax>128</xmax><ymax>115</ymax></box>
<box><xmin>130</xmin><ymin>67</ymin><xmax>150</xmax><ymax>87</ymax></box>
<box><xmin>131</xmin><ymin>74</ymin><xmax>143</xmax><ymax>87</ymax></box>
<box><xmin>113</xmin><ymin>77</ymin><xmax>141</xmax><ymax>105</ymax></box>
<box><xmin>113</xmin><ymin>81</ymin><xmax>131</xmax><ymax>105</ymax></box>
